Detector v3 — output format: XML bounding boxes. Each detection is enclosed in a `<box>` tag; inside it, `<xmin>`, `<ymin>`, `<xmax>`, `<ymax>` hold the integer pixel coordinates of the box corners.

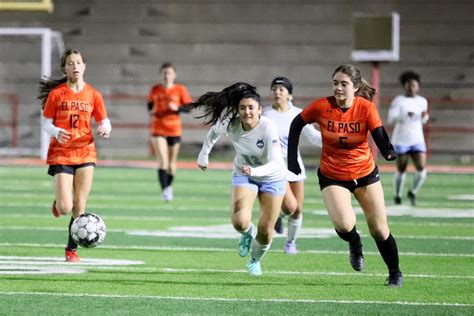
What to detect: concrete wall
<box><xmin>0</xmin><ymin>0</ymin><xmax>473</xmax><ymax>161</ymax></box>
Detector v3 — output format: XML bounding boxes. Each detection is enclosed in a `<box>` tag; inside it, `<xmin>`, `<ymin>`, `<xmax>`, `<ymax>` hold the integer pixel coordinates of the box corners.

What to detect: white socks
<box><xmin>394</xmin><ymin>171</ymin><xmax>406</xmax><ymax>198</ymax></box>
<box><xmin>251</xmin><ymin>238</ymin><xmax>271</xmax><ymax>262</ymax></box>
<box><xmin>412</xmin><ymin>169</ymin><xmax>427</xmax><ymax>194</ymax></box>
<box><xmin>240</xmin><ymin>223</ymin><xmax>255</xmax><ymax>238</ymax></box>
<box><xmin>287</xmin><ymin>215</ymin><xmax>302</xmax><ymax>243</ymax></box>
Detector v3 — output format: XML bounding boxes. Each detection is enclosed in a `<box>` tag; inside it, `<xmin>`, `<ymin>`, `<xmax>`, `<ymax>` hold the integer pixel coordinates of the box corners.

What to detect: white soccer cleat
<box><xmin>247</xmin><ymin>258</ymin><xmax>262</xmax><ymax>276</ymax></box>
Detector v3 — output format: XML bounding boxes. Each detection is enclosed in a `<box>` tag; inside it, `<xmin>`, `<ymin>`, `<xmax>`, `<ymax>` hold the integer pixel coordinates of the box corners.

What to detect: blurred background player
<box><xmin>191</xmin><ymin>83</ymin><xmax>286</xmax><ymax>276</ymax></box>
<box><xmin>38</xmin><ymin>49</ymin><xmax>112</xmax><ymax>262</ymax></box>
<box><xmin>147</xmin><ymin>62</ymin><xmax>192</xmax><ymax>202</ymax></box>
<box><xmin>262</xmin><ymin>77</ymin><xmax>322</xmax><ymax>254</ymax></box>
<box><xmin>387</xmin><ymin>70</ymin><xmax>429</xmax><ymax>206</ymax></box>
<box><xmin>287</xmin><ymin>64</ymin><xmax>403</xmax><ymax>287</ymax></box>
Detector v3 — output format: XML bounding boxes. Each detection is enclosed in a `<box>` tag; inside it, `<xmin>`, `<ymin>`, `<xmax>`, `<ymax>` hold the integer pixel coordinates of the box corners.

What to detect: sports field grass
<box><xmin>0</xmin><ymin>165</ymin><xmax>473</xmax><ymax>315</ymax></box>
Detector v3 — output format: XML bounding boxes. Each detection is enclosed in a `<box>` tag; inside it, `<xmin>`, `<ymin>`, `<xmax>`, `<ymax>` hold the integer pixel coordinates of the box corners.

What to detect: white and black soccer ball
<box><xmin>70</xmin><ymin>213</ymin><xmax>106</xmax><ymax>248</ymax></box>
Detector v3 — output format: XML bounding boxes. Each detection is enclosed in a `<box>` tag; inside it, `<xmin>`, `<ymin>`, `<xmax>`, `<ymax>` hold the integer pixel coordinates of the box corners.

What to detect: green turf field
<box><xmin>0</xmin><ymin>165</ymin><xmax>473</xmax><ymax>315</ymax></box>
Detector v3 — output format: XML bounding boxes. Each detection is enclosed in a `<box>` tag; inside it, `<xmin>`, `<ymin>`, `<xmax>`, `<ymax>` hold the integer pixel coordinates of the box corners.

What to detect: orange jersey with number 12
<box><xmin>43</xmin><ymin>83</ymin><xmax>108</xmax><ymax>165</ymax></box>
<box><xmin>300</xmin><ymin>96</ymin><xmax>382</xmax><ymax>181</ymax></box>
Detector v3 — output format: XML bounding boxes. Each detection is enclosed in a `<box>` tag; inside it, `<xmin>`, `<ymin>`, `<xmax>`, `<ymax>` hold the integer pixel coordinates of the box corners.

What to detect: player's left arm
<box><xmin>368</xmin><ymin>103</ymin><xmax>396</xmax><ymax>161</ymax></box>
<box><xmin>93</xmin><ymin>92</ymin><xmax>112</xmax><ymax>138</ymax></box>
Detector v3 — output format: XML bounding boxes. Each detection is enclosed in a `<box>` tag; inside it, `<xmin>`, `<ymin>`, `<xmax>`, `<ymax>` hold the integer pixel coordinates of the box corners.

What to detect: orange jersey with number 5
<box><xmin>301</xmin><ymin>96</ymin><xmax>382</xmax><ymax>181</ymax></box>
<box><xmin>148</xmin><ymin>84</ymin><xmax>192</xmax><ymax>137</ymax></box>
<box><xmin>42</xmin><ymin>83</ymin><xmax>108</xmax><ymax>165</ymax></box>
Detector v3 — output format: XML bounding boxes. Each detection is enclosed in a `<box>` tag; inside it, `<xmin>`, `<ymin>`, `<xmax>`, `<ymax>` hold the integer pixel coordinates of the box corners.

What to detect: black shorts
<box><xmin>47</xmin><ymin>162</ymin><xmax>96</xmax><ymax>177</ymax></box>
<box><xmin>318</xmin><ymin>166</ymin><xmax>380</xmax><ymax>193</ymax></box>
<box><xmin>152</xmin><ymin>135</ymin><xmax>181</xmax><ymax>146</ymax></box>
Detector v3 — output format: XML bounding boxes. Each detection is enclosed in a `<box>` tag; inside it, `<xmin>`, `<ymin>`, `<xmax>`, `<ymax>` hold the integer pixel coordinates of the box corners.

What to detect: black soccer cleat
<box><xmin>407</xmin><ymin>191</ymin><xmax>416</xmax><ymax>206</ymax></box>
<box><xmin>349</xmin><ymin>242</ymin><xmax>364</xmax><ymax>271</ymax></box>
<box><xmin>394</xmin><ymin>197</ymin><xmax>402</xmax><ymax>205</ymax></box>
<box><xmin>385</xmin><ymin>271</ymin><xmax>403</xmax><ymax>287</ymax></box>
<box><xmin>274</xmin><ymin>216</ymin><xmax>284</xmax><ymax>234</ymax></box>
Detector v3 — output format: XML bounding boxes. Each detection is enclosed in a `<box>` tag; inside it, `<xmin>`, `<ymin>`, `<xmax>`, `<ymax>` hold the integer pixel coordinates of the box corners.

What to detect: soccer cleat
<box><xmin>162</xmin><ymin>187</ymin><xmax>173</xmax><ymax>202</ymax></box>
<box><xmin>274</xmin><ymin>216</ymin><xmax>284</xmax><ymax>234</ymax></box>
<box><xmin>65</xmin><ymin>248</ymin><xmax>80</xmax><ymax>262</ymax></box>
<box><xmin>394</xmin><ymin>197</ymin><xmax>402</xmax><ymax>205</ymax></box>
<box><xmin>238</xmin><ymin>233</ymin><xmax>252</xmax><ymax>257</ymax></box>
<box><xmin>349</xmin><ymin>242</ymin><xmax>364</xmax><ymax>271</ymax></box>
<box><xmin>284</xmin><ymin>241</ymin><xmax>298</xmax><ymax>254</ymax></box>
<box><xmin>51</xmin><ymin>200</ymin><xmax>61</xmax><ymax>218</ymax></box>
<box><xmin>247</xmin><ymin>258</ymin><xmax>262</xmax><ymax>276</ymax></box>
<box><xmin>385</xmin><ymin>271</ymin><xmax>404</xmax><ymax>287</ymax></box>
<box><xmin>407</xmin><ymin>191</ymin><xmax>416</xmax><ymax>206</ymax></box>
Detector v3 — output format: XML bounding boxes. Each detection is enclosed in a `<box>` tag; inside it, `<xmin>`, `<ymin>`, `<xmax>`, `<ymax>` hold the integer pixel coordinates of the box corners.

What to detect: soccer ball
<box><xmin>70</xmin><ymin>213</ymin><xmax>106</xmax><ymax>248</ymax></box>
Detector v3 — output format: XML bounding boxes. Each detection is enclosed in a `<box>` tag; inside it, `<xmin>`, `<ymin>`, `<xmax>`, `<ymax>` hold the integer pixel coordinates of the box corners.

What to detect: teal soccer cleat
<box><xmin>238</xmin><ymin>233</ymin><xmax>252</xmax><ymax>257</ymax></box>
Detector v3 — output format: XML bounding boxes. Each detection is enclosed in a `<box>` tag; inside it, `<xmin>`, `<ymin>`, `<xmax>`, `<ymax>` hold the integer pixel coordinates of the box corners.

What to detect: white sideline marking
<box><xmin>127</xmin><ymin>225</ymin><xmax>335</xmax><ymax>239</ymax></box>
<box><xmin>0</xmin><ymin>291</ymin><xmax>471</xmax><ymax>307</ymax></box>
<box><xmin>0</xmin><ymin>256</ymin><xmax>143</xmax><ymax>266</ymax></box>
<box><xmin>313</xmin><ymin>207</ymin><xmax>474</xmax><ymax>218</ymax></box>
<box><xmin>0</xmin><ymin>267</ymin><xmax>86</xmax><ymax>275</ymax></box>
<box><xmin>448</xmin><ymin>194</ymin><xmax>474</xmax><ymax>201</ymax></box>
<box><xmin>0</xmin><ymin>242</ymin><xmax>472</xmax><ymax>257</ymax></box>
<box><xmin>1</xmin><ymin>225</ymin><xmax>472</xmax><ymax>240</ymax></box>
<box><xmin>76</xmin><ymin>266</ymin><xmax>474</xmax><ymax>280</ymax></box>
<box><xmin>0</xmin><ymin>257</ymin><xmax>143</xmax><ymax>275</ymax></box>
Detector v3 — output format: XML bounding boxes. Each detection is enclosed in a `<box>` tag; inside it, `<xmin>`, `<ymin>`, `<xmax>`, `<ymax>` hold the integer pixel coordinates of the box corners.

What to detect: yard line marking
<box><xmin>81</xmin><ymin>266</ymin><xmax>474</xmax><ymax>280</ymax></box>
<box><xmin>0</xmin><ymin>242</ymin><xmax>472</xmax><ymax>257</ymax></box>
<box><xmin>313</xmin><ymin>207</ymin><xmax>474</xmax><ymax>218</ymax></box>
<box><xmin>0</xmin><ymin>291</ymin><xmax>472</xmax><ymax>307</ymax></box>
<box><xmin>0</xmin><ymin>202</ymin><xmax>228</xmax><ymax>212</ymax></box>
<box><xmin>0</xmin><ymin>267</ymin><xmax>86</xmax><ymax>275</ymax></box>
<box><xmin>0</xmin><ymin>256</ymin><xmax>143</xmax><ymax>265</ymax></box>
<box><xmin>1</xmin><ymin>225</ymin><xmax>473</xmax><ymax>240</ymax></box>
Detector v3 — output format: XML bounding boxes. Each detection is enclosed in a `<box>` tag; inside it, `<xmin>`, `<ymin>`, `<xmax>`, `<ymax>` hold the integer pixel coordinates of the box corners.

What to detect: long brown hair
<box><xmin>37</xmin><ymin>49</ymin><xmax>84</xmax><ymax>108</ymax></box>
<box><xmin>332</xmin><ymin>64</ymin><xmax>376</xmax><ymax>101</ymax></box>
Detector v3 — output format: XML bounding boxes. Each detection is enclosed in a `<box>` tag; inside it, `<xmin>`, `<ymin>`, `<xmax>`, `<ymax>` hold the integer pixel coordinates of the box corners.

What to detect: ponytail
<box><xmin>356</xmin><ymin>79</ymin><xmax>377</xmax><ymax>101</ymax></box>
<box><xmin>37</xmin><ymin>77</ymin><xmax>67</xmax><ymax>108</ymax></box>
<box><xmin>189</xmin><ymin>82</ymin><xmax>260</xmax><ymax>125</ymax></box>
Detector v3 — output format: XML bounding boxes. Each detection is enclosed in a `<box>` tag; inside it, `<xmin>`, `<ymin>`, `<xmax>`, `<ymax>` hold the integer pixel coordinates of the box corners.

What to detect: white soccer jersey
<box><xmin>387</xmin><ymin>95</ymin><xmax>429</xmax><ymax>146</ymax></box>
<box><xmin>262</xmin><ymin>103</ymin><xmax>322</xmax><ymax>181</ymax></box>
<box><xmin>197</xmin><ymin>115</ymin><xmax>286</xmax><ymax>182</ymax></box>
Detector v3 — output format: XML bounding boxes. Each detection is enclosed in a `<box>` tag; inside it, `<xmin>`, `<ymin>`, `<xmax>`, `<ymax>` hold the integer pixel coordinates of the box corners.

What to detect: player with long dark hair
<box><xmin>287</xmin><ymin>64</ymin><xmax>403</xmax><ymax>287</ymax></box>
<box><xmin>190</xmin><ymin>82</ymin><xmax>287</xmax><ymax>276</ymax></box>
<box><xmin>38</xmin><ymin>49</ymin><xmax>111</xmax><ymax>262</ymax></box>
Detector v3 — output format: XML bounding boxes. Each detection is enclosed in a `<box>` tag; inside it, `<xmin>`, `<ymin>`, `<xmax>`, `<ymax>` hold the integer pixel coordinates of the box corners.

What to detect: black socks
<box><xmin>376</xmin><ymin>233</ymin><xmax>401</xmax><ymax>275</ymax></box>
<box><xmin>67</xmin><ymin>216</ymin><xmax>78</xmax><ymax>251</ymax></box>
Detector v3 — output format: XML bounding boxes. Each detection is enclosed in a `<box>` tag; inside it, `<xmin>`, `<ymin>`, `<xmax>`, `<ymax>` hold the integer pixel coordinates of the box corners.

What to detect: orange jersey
<box><xmin>301</xmin><ymin>96</ymin><xmax>382</xmax><ymax>181</ymax></box>
<box><xmin>148</xmin><ymin>84</ymin><xmax>192</xmax><ymax>137</ymax></box>
<box><xmin>43</xmin><ymin>83</ymin><xmax>108</xmax><ymax>165</ymax></box>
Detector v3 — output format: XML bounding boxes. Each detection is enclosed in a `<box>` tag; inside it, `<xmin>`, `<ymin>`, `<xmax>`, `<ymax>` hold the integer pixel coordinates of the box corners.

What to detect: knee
<box><xmin>368</xmin><ymin>226</ymin><xmax>389</xmax><ymax>241</ymax></box>
<box><xmin>232</xmin><ymin>218</ymin><xmax>250</xmax><ymax>233</ymax></box>
<box><xmin>255</xmin><ymin>230</ymin><xmax>272</xmax><ymax>245</ymax></box>
<box><xmin>56</xmin><ymin>200</ymin><xmax>72</xmax><ymax>215</ymax></box>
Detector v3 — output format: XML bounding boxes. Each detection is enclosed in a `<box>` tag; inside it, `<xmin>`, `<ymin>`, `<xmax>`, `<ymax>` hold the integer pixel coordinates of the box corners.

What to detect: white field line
<box><xmin>2</xmin><ymin>213</ymin><xmax>473</xmax><ymax>228</ymax></box>
<box><xmin>0</xmin><ymin>291</ymin><xmax>471</xmax><ymax>307</ymax></box>
<box><xmin>0</xmin><ymin>225</ymin><xmax>473</xmax><ymax>241</ymax></box>
<box><xmin>0</xmin><ymin>242</ymin><xmax>472</xmax><ymax>257</ymax></box>
<box><xmin>48</xmin><ymin>265</ymin><xmax>474</xmax><ymax>280</ymax></box>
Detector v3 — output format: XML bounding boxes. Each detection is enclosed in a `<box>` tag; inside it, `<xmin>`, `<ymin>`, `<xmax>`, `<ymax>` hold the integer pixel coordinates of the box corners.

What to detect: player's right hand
<box><xmin>57</xmin><ymin>129</ymin><xmax>71</xmax><ymax>144</ymax></box>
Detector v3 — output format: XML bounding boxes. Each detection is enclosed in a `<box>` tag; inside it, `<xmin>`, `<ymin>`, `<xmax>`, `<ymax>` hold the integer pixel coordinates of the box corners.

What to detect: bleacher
<box><xmin>0</xmin><ymin>0</ymin><xmax>473</xmax><ymax>162</ymax></box>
